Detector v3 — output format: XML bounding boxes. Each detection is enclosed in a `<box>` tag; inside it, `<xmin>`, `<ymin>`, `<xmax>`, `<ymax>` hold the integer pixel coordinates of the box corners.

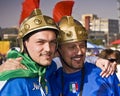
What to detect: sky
<box><xmin>0</xmin><ymin>0</ymin><xmax>119</xmax><ymax>28</ymax></box>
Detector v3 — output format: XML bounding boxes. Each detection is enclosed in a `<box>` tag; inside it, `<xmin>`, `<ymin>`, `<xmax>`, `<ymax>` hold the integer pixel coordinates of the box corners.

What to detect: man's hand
<box><xmin>96</xmin><ymin>58</ymin><xmax>117</xmax><ymax>78</ymax></box>
<box><xmin>0</xmin><ymin>57</ymin><xmax>27</xmax><ymax>72</ymax></box>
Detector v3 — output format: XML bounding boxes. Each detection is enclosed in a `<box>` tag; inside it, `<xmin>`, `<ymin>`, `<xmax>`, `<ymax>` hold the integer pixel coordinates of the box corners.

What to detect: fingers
<box><xmin>100</xmin><ymin>62</ymin><xmax>117</xmax><ymax>78</ymax></box>
<box><xmin>15</xmin><ymin>57</ymin><xmax>22</xmax><ymax>61</ymax></box>
<box><xmin>96</xmin><ymin>58</ymin><xmax>117</xmax><ymax>78</ymax></box>
<box><xmin>15</xmin><ymin>57</ymin><xmax>27</xmax><ymax>69</ymax></box>
<box><xmin>12</xmin><ymin>57</ymin><xmax>27</xmax><ymax>70</ymax></box>
<box><xmin>19</xmin><ymin>64</ymin><xmax>27</xmax><ymax>69</ymax></box>
<box><xmin>1</xmin><ymin>59</ymin><xmax>17</xmax><ymax>72</ymax></box>
<box><xmin>100</xmin><ymin>64</ymin><xmax>111</xmax><ymax>78</ymax></box>
<box><xmin>101</xmin><ymin>60</ymin><xmax>111</xmax><ymax>77</ymax></box>
<box><xmin>106</xmin><ymin>62</ymin><xmax>117</xmax><ymax>76</ymax></box>
<box><xmin>99</xmin><ymin>61</ymin><xmax>108</xmax><ymax>72</ymax></box>
<box><xmin>1</xmin><ymin>57</ymin><xmax>27</xmax><ymax>72</ymax></box>
<box><xmin>111</xmin><ymin>62</ymin><xmax>117</xmax><ymax>74</ymax></box>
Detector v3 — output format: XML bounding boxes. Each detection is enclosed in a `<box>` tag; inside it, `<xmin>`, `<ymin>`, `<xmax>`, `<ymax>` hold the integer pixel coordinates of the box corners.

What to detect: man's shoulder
<box><xmin>0</xmin><ymin>78</ymin><xmax>26</xmax><ymax>92</ymax></box>
<box><xmin>84</xmin><ymin>62</ymin><xmax>102</xmax><ymax>78</ymax></box>
<box><xmin>1</xmin><ymin>77</ymin><xmax>36</xmax><ymax>87</ymax></box>
<box><xmin>1</xmin><ymin>78</ymin><xmax>27</xmax><ymax>86</ymax></box>
<box><xmin>84</xmin><ymin>62</ymin><xmax>119</xmax><ymax>82</ymax></box>
<box><xmin>0</xmin><ymin>78</ymin><xmax>31</xmax><ymax>96</ymax></box>
<box><xmin>0</xmin><ymin>77</ymin><xmax>38</xmax><ymax>92</ymax></box>
<box><xmin>84</xmin><ymin>62</ymin><xmax>100</xmax><ymax>71</ymax></box>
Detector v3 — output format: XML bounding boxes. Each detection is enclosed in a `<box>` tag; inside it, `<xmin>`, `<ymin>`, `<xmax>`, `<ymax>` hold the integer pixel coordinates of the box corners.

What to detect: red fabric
<box><xmin>111</xmin><ymin>39</ymin><xmax>120</xmax><ymax>45</ymax></box>
<box><xmin>53</xmin><ymin>0</ymin><xmax>74</xmax><ymax>23</ymax></box>
<box><xmin>19</xmin><ymin>0</ymin><xmax>40</xmax><ymax>25</ymax></box>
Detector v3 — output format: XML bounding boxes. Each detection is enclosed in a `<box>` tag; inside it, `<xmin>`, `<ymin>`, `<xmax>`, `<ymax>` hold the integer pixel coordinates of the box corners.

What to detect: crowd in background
<box><xmin>87</xmin><ymin>48</ymin><xmax>120</xmax><ymax>81</ymax></box>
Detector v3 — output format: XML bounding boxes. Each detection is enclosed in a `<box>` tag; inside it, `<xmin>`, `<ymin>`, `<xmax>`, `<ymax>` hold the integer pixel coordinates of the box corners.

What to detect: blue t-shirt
<box><xmin>0</xmin><ymin>61</ymin><xmax>57</xmax><ymax>96</ymax></box>
<box><xmin>0</xmin><ymin>77</ymin><xmax>51</xmax><ymax>96</ymax></box>
<box><xmin>50</xmin><ymin>62</ymin><xmax>120</xmax><ymax>96</ymax></box>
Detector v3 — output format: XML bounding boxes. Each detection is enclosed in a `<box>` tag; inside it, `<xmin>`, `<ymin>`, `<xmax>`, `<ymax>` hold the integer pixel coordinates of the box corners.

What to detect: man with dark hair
<box><xmin>0</xmin><ymin>8</ymin><xmax>59</xmax><ymax>96</ymax></box>
<box><xmin>50</xmin><ymin>16</ymin><xmax>120</xmax><ymax>96</ymax></box>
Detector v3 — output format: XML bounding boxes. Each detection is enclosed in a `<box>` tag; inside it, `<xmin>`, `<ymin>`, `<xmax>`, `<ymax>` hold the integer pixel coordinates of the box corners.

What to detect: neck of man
<box><xmin>62</xmin><ymin>63</ymin><xmax>82</xmax><ymax>74</ymax></box>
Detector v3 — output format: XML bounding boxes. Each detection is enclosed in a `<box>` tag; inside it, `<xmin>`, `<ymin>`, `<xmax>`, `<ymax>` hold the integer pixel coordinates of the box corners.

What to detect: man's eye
<box><xmin>37</xmin><ymin>41</ymin><xmax>45</xmax><ymax>45</ymax></box>
<box><xmin>50</xmin><ymin>41</ymin><xmax>57</xmax><ymax>45</ymax></box>
<box><xmin>69</xmin><ymin>46</ymin><xmax>76</xmax><ymax>49</ymax></box>
<box><xmin>79</xmin><ymin>45</ymin><xmax>86</xmax><ymax>48</ymax></box>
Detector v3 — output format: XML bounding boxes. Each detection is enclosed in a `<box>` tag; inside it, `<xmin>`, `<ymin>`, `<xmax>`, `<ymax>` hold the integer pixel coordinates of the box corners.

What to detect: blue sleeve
<box><xmin>0</xmin><ymin>79</ymin><xmax>27</xmax><ymax>96</ymax></box>
<box><xmin>96</xmin><ymin>74</ymin><xmax>120</xmax><ymax>96</ymax></box>
<box><xmin>103</xmin><ymin>74</ymin><xmax>120</xmax><ymax>96</ymax></box>
<box><xmin>84</xmin><ymin>62</ymin><xmax>120</xmax><ymax>96</ymax></box>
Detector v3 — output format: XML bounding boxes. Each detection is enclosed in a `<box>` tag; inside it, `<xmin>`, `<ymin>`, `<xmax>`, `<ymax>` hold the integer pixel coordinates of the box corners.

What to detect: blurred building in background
<box><xmin>0</xmin><ymin>13</ymin><xmax>120</xmax><ymax>51</ymax></box>
<box><xmin>0</xmin><ymin>27</ymin><xmax>18</xmax><ymax>55</ymax></box>
<box><xmin>80</xmin><ymin>14</ymin><xmax>120</xmax><ymax>46</ymax></box>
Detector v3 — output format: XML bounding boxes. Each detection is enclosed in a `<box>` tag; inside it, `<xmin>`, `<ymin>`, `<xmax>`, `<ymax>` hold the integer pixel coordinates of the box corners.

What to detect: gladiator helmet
<box><xmin>58</xmin><ymin>16</ymin><xmax>88</xmax><ymax>44</ymax></box>
<box><xmin>17</xmin><ymin>8</ymin><xmax>59</xmax><ymax>52</ymax></box>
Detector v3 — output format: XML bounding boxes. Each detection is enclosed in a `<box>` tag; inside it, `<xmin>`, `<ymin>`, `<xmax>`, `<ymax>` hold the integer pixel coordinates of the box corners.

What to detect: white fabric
<box><xmin>116</xmin><ymin>65</ymin><xmax>120</xmax><ymax>81</ymax></box>
<box><xmin>0</xmin><ymin>80</ymin><xmax>7</xmax><ymax>90</ymax></box>
<box><xmin>53</xmin><ymin>57</ymin><xmax>62</xmax><ymax>69</ymax></box>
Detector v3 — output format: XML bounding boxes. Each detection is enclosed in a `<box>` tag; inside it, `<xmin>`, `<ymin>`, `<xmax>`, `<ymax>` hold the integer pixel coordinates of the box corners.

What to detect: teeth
<box><xmin>73</xmin><ymin>58</ymin><xmax>81</xmax><ymax>60</ymax></box>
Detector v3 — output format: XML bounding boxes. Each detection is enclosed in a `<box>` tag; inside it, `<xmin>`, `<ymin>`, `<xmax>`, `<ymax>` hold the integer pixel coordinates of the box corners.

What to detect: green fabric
<box><xmin>0</xmin><ymin>50</ymin><xmax>46</xmax><ymax>82</ymax></box>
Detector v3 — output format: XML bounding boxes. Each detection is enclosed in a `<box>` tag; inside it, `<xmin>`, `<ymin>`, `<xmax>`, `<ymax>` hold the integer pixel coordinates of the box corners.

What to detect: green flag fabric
<box><xmin>0</xmin><ymin>49</ymin><xmax>46</xmax><ymax>81</ymax></box>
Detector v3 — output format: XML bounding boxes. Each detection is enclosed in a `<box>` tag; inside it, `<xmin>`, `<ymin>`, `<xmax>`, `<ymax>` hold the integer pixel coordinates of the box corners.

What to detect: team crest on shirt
<box><xmin>69</xmin><ymin>82</ymin><xmax>79</xmax><ymax>93</ymax></box>
<box><xmin>32</xmin><ymin>80</ymin><xmax>49</xmax><ymax>95</ymax></box>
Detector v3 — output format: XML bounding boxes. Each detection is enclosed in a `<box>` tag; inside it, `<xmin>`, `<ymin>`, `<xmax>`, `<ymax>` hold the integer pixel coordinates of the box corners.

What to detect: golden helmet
<box><xmin>17</xmin><ymin>8</ymin><xmax>59</xmax><ymax>52</ymax></box>
<box><xmin>58</xmin><ymin>16</ymin><xmax>88</xmax><ymax>44</ymax></box>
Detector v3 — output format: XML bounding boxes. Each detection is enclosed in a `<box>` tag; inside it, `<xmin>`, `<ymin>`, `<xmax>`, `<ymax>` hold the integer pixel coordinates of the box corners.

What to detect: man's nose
<box><xmin>76</xmin><ymin>46</ymin><xmax>82</xmax><ymax>55</ymax></box>
<box><xmin>44</xmin><ymin>42</ymin><xmax>50</xmax><ymax>51</ymax></box>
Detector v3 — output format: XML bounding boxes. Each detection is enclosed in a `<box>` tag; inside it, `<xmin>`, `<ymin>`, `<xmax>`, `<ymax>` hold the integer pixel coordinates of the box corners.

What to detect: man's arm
<box><xmin>0</xmin><ymin>57</ymin><xmax>26</xmax><ymax>73</ymax></box>
<box><xmin>85</xmin><ymin>56</ymin><xmax>117</xmax><ymax>77</ymax></box>
<box><xmin>0</xmin><ymin>56</ymin><xmax>116</xmax><ymax>78</ymax></box>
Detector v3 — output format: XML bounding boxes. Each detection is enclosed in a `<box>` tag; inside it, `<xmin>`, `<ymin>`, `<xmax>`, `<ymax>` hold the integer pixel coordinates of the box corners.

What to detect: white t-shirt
<box><xmin>116</xmin><ymin>64</ymin><xmax>120</xmax><ymax>81</ymax></box>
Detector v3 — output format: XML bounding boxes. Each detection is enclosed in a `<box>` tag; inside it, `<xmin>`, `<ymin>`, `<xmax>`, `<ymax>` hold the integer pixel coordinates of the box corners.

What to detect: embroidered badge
<box><xmin>69</xmin><ymin>82</ymin><xmax>79</xmax><ymax>93</ymax></box>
